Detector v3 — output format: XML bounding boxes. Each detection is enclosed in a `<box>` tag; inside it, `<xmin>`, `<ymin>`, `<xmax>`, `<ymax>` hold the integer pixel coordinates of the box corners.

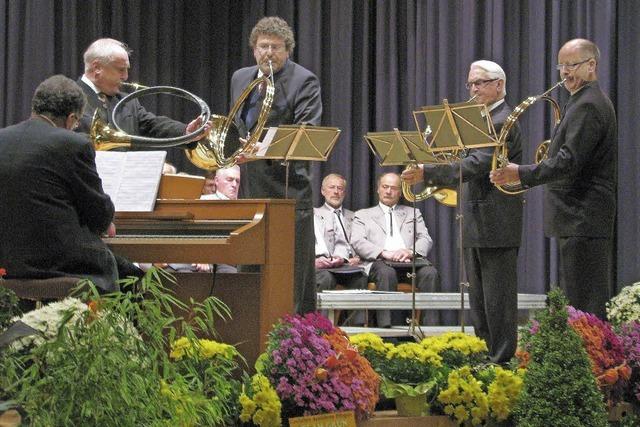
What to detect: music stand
<box><xmin>252</xmin><ymin>124</ymin><xmax>341</xmax><ymax>197</ymax></box>
<box><xmin>412</xmin><ymin>100</ymin><xmax>498</xmax><ymax>332</ymax></box>
<box><xmin>364</xmin><ymin>128</ymin><xmax>441</xmax><ymax>336</ymax></box>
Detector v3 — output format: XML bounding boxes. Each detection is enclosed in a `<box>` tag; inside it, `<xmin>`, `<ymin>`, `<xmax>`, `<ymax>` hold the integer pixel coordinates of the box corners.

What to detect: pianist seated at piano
<box><xmin>200</xmin><ymin>165</ymin><xmax>240</xmax><ymax>201</ymax></box>
<box><xmin>0</xmin><ymin>75</ymin><xmax>143</xmax><ymax>292</ymax></box>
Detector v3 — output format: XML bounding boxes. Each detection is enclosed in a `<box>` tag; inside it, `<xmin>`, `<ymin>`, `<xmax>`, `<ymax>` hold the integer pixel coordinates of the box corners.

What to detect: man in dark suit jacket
<box><xmin>75</xmin><ymin>38</ymin><xmax>203</xmax><ymax>159</ymax></box>
<box><xmin>492</xmin><ymin>39</ymin><xmax>617</xmax><ymax>319</ymax></box>
<box><xmin>231</xmin><ymin>17</ymin><xmax>322</xmax><ymax>314</ymax></box>
<box><xmin>0</xmin><ymin>75</ymin><xmax>120</xmax><ymax>291</ymax></box>
<box><xmin>403</xmin><ymin>61</ymin><xmax>524</xmax><ymax>363</ymax></box>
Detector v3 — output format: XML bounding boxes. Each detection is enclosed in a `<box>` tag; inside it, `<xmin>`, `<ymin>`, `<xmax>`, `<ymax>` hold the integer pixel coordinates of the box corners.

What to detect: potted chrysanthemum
<box><xmin>350</xmin><ymin>333</ymin><xmax>442</xmax><ymax>416</ymax></box>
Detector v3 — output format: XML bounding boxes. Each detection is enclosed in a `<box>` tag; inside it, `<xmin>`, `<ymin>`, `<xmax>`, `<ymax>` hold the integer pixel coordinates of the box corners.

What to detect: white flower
<box><xmin>10</xmin><ymin>298</ymin><xmax>88</xmax><ymax>351</ymax></box>
<box><xmin>607</xmin><ymin>282</ymin><xmax>640</xmax><ymax>325</ymax></box>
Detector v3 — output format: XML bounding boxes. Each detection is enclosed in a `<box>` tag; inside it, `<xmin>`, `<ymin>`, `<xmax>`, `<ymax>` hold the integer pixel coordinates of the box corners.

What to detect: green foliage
<box><xmin>0</xmin><ymin>286</ymin><xmax>21</xmax><ymax>330</ymax></box>
<box><xmin>514</xmin><ymin>289</ymin><xmax>608</xmax><ymax>427</ymax></box>
<box><xmin>0</xmin><ymin>268</ymin><xmax>236</xmax><ymax>426</ymax></box>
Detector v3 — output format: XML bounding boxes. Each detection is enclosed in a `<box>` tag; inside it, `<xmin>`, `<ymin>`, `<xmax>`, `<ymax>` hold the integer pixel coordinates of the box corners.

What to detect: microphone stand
<box><xmin>408</xmin><ymin>188</ymin><xmax>424</xmax><ymax>339</ymax></box>
<box><xmin>456</xmin><ymin>152</ymin><xmax>469</xmax><ymax>332</ymax></box>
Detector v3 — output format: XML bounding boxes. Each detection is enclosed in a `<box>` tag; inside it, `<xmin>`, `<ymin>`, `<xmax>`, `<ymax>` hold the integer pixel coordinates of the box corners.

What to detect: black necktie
<box><xmin>334</xmin><ymin>209</ymin><xmax>352</xmax><ymax>257</ymax></box>
<box><xmin>389</xmin><ymin>208</ymin><xmax>394</xmax><ymax>236</ymax></box>
<box><xmin>243</xmin><ymin>82</ymin><xmax>266</xmax><ymax>132</ymax></box>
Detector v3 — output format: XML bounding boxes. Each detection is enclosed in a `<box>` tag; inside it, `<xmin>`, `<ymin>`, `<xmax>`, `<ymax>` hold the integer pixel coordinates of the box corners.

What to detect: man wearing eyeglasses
<box><xmin>0</xmin><ymin>75</ymin><xmax>122</xmax><ymax>292</ymax></box>
<box><xmin>402</xmin><ymin>60</ymin><xmax>524</xmax><ymax>363</ymax></box>
<box><xmin>491</xmin><ymin>39</ymin><xmax>617</xmax><ymax>319</ymax></box>
<box><xmin>230</xmin><ymin>16</ymin><xmax>322</xmax><ymax>314</ymax></box>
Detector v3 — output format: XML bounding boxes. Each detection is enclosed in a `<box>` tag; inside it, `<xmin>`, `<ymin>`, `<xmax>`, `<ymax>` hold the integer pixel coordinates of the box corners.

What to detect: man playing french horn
<box><xmin>491</xmin><ymin>39</ymin><xmax>617</xmax><ymax>319</ymax></box>
<box><xmin>76</xmin><ymin>38</ymin><xmax>206</xmax><ymax>152</ymax></box>
<box><xmin>402</xmin><ymin>60</ymin><xmax>524</xmax><ymax>364</ymax></box>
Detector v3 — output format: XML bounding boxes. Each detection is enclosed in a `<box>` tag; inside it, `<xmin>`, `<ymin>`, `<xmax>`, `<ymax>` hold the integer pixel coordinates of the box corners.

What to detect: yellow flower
<box><xmin>349</xmin><ymin>333</ymin><xmax>389</xmax><ymax>354</ymax></box>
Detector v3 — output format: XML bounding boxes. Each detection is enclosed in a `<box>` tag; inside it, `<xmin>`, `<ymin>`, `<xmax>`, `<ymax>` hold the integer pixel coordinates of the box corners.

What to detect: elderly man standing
<box><xmin>403</xmin><ymin>60</ymin><xmax>524</xmax><ymax>363</ymax></box>
<box><xmin>76</xmin><ymin>38</ymin><xmax>204</xmax><ymax>147</ymax></box>
<box><xmin>231</xmin><ymin>16</ymin><xmax>322</xmax><ymax>314</ymax></box>
<box><xmin>351</xmin><ymin>172</ymin><xmax>439</xmax><ymax>327</ymax></box>
<box><xmin>201</xmin><ymin>165</ymin><xmax>241</xmax><ymax>200</ymax></box>
<box><xmin>491</xmin><ymin>39</ymin><xmax>616</xmax><ymax>320</ymax></box>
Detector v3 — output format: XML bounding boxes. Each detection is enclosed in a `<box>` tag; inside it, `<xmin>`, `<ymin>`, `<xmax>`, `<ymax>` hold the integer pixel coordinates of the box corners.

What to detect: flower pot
<box><xmin>395</xmin><ymin>393</ymin><xmax>427</xmax><ymax>417</ymax></box>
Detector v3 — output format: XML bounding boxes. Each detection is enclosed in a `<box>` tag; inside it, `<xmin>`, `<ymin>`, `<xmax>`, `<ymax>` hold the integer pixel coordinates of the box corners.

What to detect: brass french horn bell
<box><xmin>491</xmin><ymin>79</ymin><xmax>565</xmax><ymax>194</ymax></box>
<box><xmin>186</xmin><ymin>74</ymin><xmax>275</xmax><ymax>170</ymax></box>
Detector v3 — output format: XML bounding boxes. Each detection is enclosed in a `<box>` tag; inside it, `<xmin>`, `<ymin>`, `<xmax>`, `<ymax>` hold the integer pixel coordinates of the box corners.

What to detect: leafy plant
<box><xmin>0</xmin><ymin>268</ymin><xmax>234</xmax><ymax>426</ymax></box>
<box><xmin>0</xmin><ymin>285</ymin><xmax>20</xmax><ymax>331</ymax></box>
<box><xmin>513</xmin><ymin>289</ymin><xmax>608</xmax><ymax>427</ymax></box>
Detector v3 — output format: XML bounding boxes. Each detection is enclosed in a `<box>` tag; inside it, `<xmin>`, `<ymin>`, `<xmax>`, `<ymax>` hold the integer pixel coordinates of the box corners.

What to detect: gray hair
<box><xmin>83</xmin><ymin>38</ymin><xmax>131</xmax><ymax>72</ymax></box>
<box><xmin>470</xmin><ymin>60</ymin><xmax>507</xmax><ymax>97</ymax></box>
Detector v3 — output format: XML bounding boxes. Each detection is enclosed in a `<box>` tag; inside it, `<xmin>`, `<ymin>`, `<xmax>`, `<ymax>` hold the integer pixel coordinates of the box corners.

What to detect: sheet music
<box><xmin>95</xmin><ymin>151</ymin><xmax>166</xmax><ymax>212</ymax></box>
<box><xmin>255</xmin><ymin>127</ymin><xmax>278</xmax><ymax>157</ymax></box>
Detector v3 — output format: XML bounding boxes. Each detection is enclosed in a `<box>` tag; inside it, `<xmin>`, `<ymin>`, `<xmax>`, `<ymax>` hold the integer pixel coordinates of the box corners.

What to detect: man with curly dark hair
<box><xmin>0</xmin><ymin>75</ymin><xmax>134</xmax><ymax>291</ymax></box>
<box><xmin>231</xmin><ymin>16</ymin><xmax>322</xmax><ymax>314</ymax></box>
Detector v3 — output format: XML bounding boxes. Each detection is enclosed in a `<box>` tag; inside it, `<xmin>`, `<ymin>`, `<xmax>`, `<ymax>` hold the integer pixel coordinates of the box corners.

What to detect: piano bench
<box><xmin>0</xmin><ymin>277</ymin><xmax>82</xmax><ymax>308</ymax></box>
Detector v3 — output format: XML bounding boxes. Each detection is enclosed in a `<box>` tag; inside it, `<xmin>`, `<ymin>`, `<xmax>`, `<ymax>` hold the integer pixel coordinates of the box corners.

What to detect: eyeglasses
<box><xmin>256</xmin><ymin>43</ymin><xmax>286</xmax><ymax>53</ymax></box>
<box><xmin>556</xmin><ymin>58</ymin><xmax>592</xmax><ymax>71</ymax></box>
<box><xmin>465</xmin><ymin>78</ymin><xmax>499</xmax><ymax>90</ymax></box>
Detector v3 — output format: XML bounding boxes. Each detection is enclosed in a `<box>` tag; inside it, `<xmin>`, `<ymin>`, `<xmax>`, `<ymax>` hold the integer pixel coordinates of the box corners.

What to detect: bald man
<box><xmin>491</xmin><ymin>39</ymin><xmax>617</xmax><ymax>319</ymax></box>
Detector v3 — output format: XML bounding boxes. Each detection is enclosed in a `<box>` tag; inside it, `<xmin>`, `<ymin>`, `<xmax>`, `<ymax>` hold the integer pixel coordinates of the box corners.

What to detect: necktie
<box><xmin>388</xmin><ymin>207</ymin><xmax>394</xmax><ymax>236</ymax></box>
<box><xmin>334</xmin><ymin>209</ymin><xmax>352</xmax><ymax>257</ymax></box>
<box><xmin>96</xmin><ymin>93</ymin><xmax>111</xmax><ymax>123</ymax></box>
<box><xmin>243</xmin><ymin>82</ymin><xmax>266</xmax><ymax>132</ymax></box>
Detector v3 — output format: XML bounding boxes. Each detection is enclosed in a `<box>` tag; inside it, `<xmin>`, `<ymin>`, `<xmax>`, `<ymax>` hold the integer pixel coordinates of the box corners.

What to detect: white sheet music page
<box><xmin>254</xmin><ymin>127</ymin><xmax>278</xmax><ymax>157</ymax></box>
<box><xmin>95</xmin><ymin>151</ymin><xmax>166</xmax><ymax>212</ymax></box>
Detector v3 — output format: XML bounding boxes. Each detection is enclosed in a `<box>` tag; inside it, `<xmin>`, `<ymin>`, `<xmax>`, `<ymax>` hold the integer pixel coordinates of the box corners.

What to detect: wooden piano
<box><xmin>104</xmin><ymin>198</ymin><xmax>295</xmax><ymax>367</ymax></box>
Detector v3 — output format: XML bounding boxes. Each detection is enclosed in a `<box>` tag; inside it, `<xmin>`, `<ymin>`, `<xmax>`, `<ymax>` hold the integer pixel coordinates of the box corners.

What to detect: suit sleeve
<box><xmin>413</xmin><ymin>211</ymin><xmax>433</xmax><ymax>257</ymax></box>
<box><xmin>293</xmin><ymin>74</ymin><xmax>322</xmax><ymax>126</ymax></box>
<box><xmin>135</xmin><ymin>101</ymin><xmax>187</xmax><ymax>138</ymax></box>
<box><xmin>68</xmin><ymin>140</ymin><xmax>115</xmax><ymax>234</ymax></box>
<box><xmin>350</xmin><ymin>213</ymin><xmax>383</xmax><ymax>261</ymax></box>
<box><xmin>519</xmin><ymin>101</ymin><xmax>604</xmax><ymax>186</ymax></box>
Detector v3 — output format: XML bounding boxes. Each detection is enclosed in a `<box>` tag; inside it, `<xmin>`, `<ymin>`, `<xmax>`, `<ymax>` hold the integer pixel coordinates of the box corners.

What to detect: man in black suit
<box><xmin>491</xmin><ymin>39</ymin><xmax>617</xmax><ymax>320</ymax></box>
<box><xmin>231</xmin><ymin>16</ymin><xmax>322</xmax><ymax>314</ymax></box>
<box><xmin>75</xmin><ymin>38</ymin><xmax>204</xmax><ymax>155</ymax></box>
<box><xmin>403</xmin><ymin>61</ymin><xmax>524</xmax><ymax>363</ymax></box>
<box><xmin>0</xmin><ymin>75</ymin><xmax>123</xmax><ymax>291</ymax></box>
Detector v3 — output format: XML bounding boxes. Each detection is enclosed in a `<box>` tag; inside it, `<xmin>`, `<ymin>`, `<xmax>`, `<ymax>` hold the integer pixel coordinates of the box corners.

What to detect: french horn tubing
<box><xmin>186</xmin><ymin>74</ymin><xmax>274</xmax><ymax>170</ymax></box>
<box><xmin>91</xmin><ymin>82</ymin><xmax>211</xmax><ymax>151</ymax></box>
<box><xmin>491</xmin><ymin>79</ymin><xmax>565</xmax><ymax>194</ymax></box>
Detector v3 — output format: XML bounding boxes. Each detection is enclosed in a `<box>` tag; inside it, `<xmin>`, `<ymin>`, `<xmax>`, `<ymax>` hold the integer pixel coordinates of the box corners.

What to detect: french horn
<box><xmin>401</xmin><ymin>95</ymin><xmax>479</xmax><ymax>207</ymax></box>
<box><xmin>491</xmin><ymin>79</ymin><xmax>565</xmax><ymax>194</ymax></box>
<box><xmin>90</xmin><ymin>82</ymin><xmax>211</xmax><ymax>151</ymax></box>
<box><xmin>186</xmin><ymin>74</ymin><xmax>274</xmax><ymax>170</ymax></box>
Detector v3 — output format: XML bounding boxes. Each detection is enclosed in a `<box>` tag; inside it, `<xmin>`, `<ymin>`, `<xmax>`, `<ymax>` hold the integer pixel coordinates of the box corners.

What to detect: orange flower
<box><xmin>598</xmin><ymin>368</ymin><xmax>618</xmax><ymax>386</ymax></box>
<box><xmin>0</xmin><ymin>267</ymin><xmax>6</xmax><ymax>277</ymax></box>
<box><xmin>515</xmin><ymin>349</ymin><xmax>530</xmax><ymax>369</ymax></box>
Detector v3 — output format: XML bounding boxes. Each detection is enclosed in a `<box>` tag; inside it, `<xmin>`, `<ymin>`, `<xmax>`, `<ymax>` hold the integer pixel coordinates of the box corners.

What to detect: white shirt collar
<box><xmin>81</xmin><ymin>75</ymin><xmax>101</xmax><ymax>95</ymax></box>
<box><xmin>487</xmin><ymin>98</ymin><xmax>505</xmax><ymax>113</ymax></box>
<box><xmin>215</xmin><ymin>191</ymin><xmax>230</xmax><ymax>200</ymax></box>
<box><xmin>324</xmin><ymin>203</ymin><xmax>343</xmax><ymax>213</ymax></box>
<box><xmin>378</xmin><ymin>202</ymin><xmax>397</xmax><ymax>213</ymax></box>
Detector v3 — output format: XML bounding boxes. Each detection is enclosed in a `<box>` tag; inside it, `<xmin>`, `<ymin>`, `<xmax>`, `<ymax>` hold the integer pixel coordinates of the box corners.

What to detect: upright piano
<box><xmin>104</xmin><ymin>198</ymin><xmax>295</xmax><ymax>366</ymax></box>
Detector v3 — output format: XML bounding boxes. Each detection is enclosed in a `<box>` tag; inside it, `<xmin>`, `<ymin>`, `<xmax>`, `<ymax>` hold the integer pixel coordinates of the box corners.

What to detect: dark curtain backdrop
<box><xmin>2</xmin><ymin>0</ymin><xmax>638</xmax><ymax>297</ymax></box>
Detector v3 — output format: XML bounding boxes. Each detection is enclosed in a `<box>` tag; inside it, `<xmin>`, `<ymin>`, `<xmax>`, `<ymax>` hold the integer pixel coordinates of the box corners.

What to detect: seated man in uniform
<box><xmin>0</xmin><ymin>75</ymin><xmax>140</xmax><ymax>292</ymax></box>
<box><xmin>351</xmin><ymin>172</ymin><xmax>440</xmax><ymax>327</ymax></box>
<box><xmin>314</xmin><ymin>174</ymin><xmax>366</xmax><ymax>325</ymax></box>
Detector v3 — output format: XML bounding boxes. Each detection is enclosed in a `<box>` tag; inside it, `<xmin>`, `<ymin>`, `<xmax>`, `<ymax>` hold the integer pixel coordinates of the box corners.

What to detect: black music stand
<box><xmin>252</xmin><ymin>124</ymin><xmax>341</xmax><ymax>197</ymax></box>
<box><xmin>363</xmin><ymin>128</ymin><xmax>441</xmax><ymax>336</ymax></box>
<box><xmin>412</xmin><ymin>100</ymin><xmax>498</xmax><ymax>332</ymax></box>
